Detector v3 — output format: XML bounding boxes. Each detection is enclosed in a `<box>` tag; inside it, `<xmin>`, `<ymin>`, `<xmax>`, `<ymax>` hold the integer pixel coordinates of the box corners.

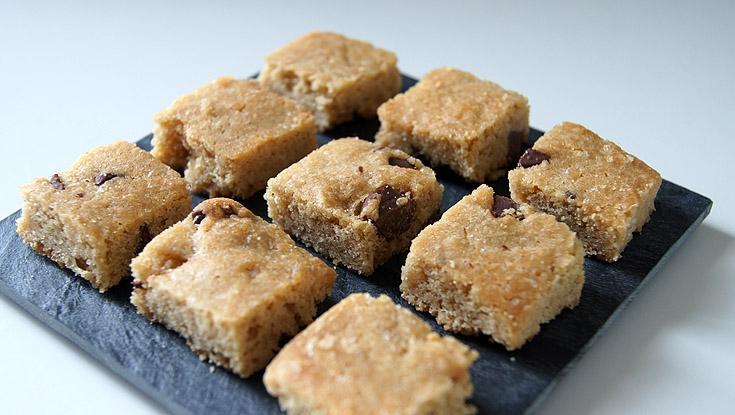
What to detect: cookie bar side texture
<box><xmin>401</xmin><ymin>185</ymin><xmax>584</xmax><ymax>350</ymax></box>
<box><xmin>375</xmin><ymin>67</ymin><xmax>529</xmax><ymax>182</ymax></box>
<box><xmin>259</xmin><ymin>32</ymin><xmax>401</xmax><ymax>131</ymax></box>
<box><xmin>264</xmin><ymin>293</ymin><xmax>478</xmax><ymax>415</ymax></box>
<box><xmin>17</xmin><ymin>141</ymin><xmax>191</xmax><ymax>292</ymax></box>
<box><xmin>153</xmin><ymin>77</ymin><xmax>317</xmax><ymax>198</ymax></box>
<box><xmin>265</xmin><ymin>138</ymin><xmax>443</xmax><ymax>275</ymax></box>
<box><xmin>508</xmin><ymin>121</ymin><xmax>662</xmax><ymax>261</ymax></box>
<box><xmin>183</xmin><ymin>119</ymin><xmax>317</xmax><ymax>199</ymax></box>
<box><xmin>131</xmin><ymin>198</ymin><xmax>336</xmax><ymax>377</ymax></box>
<box><xmin>265</xmin><ymin>183</ymin><xmax>380</xmax><ymax>274</ymax></box>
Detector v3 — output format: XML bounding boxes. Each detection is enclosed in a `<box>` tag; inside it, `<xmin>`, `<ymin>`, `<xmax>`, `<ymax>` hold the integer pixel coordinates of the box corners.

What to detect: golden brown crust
<box><xmin>508</xmin><ymin>122</ymin><xmax>662</xmax><ymax>261</ymax></box>
<box><xmin>401</xmin><ymin>185</ymin><xmax>585</xmax><ymax>350</ymax></box>
<box><xmin>376</xmin><ymin>67</ymin><xmax>529</xmax><ymax>181</ymax></box>
<box><xmin>16</xmin><ymin>141</ymin><xmax>191</xmax><ymax>291</ymax></box>
<box><xmin>152</xmin><ymin>77</ymin><xmax>317</xmax><ymax>198</ymax></box>
<box><xmin>265</xmin><ymin>138</ymin><xmax>443</xmax><ymax>275</ymax></box>
<box><xmin>264</xmin><ymin>293</ymin><xmax>478</xmax><ymax>415</ymax></box>
<box><xmin>130</xmin><ymin>198</ymin><xmax>336</xmax><ymax>377</ymax></box>
<box><xmin>259</xmin><ymin>32</ymin><xmax>401</xmax><ymax>131</ymax></box>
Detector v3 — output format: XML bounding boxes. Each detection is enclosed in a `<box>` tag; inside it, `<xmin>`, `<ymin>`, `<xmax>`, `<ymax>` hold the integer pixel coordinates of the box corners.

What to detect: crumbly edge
<box><xmin>184</xmin><ymin>127</ymin><xmax>316</xmax><ymax>198</ymax></box>
<box><xmin>375</xmin><ymin>103</ymin><xmax>528</xmax><ymax>182</ymax></box>
<box><xmin>260</xmin><ymin>64</ymin><xmax>400</xmax><ymax>132</ymax></box>
<box><xmin>154</xmin><ymin>114</ymin><xmax>316</xmax><ymax>199</ymax></box>
<box><xmin>519</xmin><ymin>187</ymin><xmax>657</xmax><ymax>262</ymax></box>
<box><xmin>16</xmin><ymin>185</ymin><xmax>190</xmax><ymax>292</ymax></box>
<box><xmin>401</xmin><ymin>245</ymin><xmax>584</xmax><ymax>350</ymax></box>
<box><xmin>131</xmin><ymin>264</ymin><xmax>334</xmax><ymax>377</ymax></box>
<box><xmin>151</xmin><ymin>117</ymin><xmax>188</xmax><ymax>171</ymax></box>
<box><xmin>265</xmin><ymin>187</ymin><xmax>378</xmax><ymax>274</ymax></box>
<box><xmin>265</xmin><ymin>180</ymin><xmax>443</xmax><ymax>276</ymax></box>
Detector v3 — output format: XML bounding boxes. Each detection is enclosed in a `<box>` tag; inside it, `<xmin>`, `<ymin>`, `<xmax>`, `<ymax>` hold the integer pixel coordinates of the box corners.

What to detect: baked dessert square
<box><xmin>130</xmin><ymin>198</ymin><xmax>336</xmax><ymax>377</ymax></box>
<box><xmin>152</xmin><ymin>77</ymin><xmax>317</xmax><ymax>199</ymax></box>
<box><xmin>17</xmin><ymin>141</ymin><xmax>191</xmax><ymax>292</ymax></box>
<box><xmin>508</xmin><ymin>122</ymin><xmax>662</xmax><ymax>262</ymax></box>
<box><xmin>265</xmin><ymin>138</ymin><xmax>443</xmax><ymax>275</ymax></box>
<box><xmin>401</xmin><ymin>185</ymin><xmax>584</xmax><ymax>350</ymax></box>
<box><xmin>264</xmin><ymin>293</ymin><xmax>478</xmax><ymax>415</ymax></box>
<box><xmin>259</xmin><ymin>32</ymin><xmax>401</xmax><ymax>132</ymax></box>
<box><xmin>375</xmin><ymin>67</ymin><xmax>529</xmax><ymax>182</ymax></box>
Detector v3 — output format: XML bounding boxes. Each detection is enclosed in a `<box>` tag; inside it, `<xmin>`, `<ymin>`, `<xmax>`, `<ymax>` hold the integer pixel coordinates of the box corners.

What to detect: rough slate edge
<box><xmin>0</xmin><ymin>72</ymin><xmax>714</xmax><ymax>415</ymax></box>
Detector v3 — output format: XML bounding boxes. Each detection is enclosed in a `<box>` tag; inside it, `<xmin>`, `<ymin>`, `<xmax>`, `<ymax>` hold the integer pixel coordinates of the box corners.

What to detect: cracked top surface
<box><xmin>130</xmin><ymin>198</ymin><xmax>336</xmax><ymax>321</ymax></box>
<box><xmin>154</xmin><ymin>77</ymin><xmax>315</xmax><ymax>159</ymax></box>
<box><xmin>264</xmin><ymin>293</ymin><xmax>477</xmax><ymax>414</ymax></box>
<box><xmin>403</xmin><ymin>185</ymin><xmax>583</xmax><ymax>320</ymax></box>
<box><xmin>508</xmin><ymin>122</ymin><xmax>662</xmax><ymax>229</ymax></box>
<box><xmin>262</xmin><ymin>32</ymin><xmax>398</xmax><ymax>94</ymax></box>
<box><xmin>377</xmin><ymin>67</ymin><xmax>527</xmax><ymax>142</ymax></box>
<box><xmin>20</xmin><ymin>141</ymin><xmax>190</xmax><ymax>235</ymax></box>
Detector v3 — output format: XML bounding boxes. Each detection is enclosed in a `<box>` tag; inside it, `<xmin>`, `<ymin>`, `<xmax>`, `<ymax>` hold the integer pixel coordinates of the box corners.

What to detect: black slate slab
<box><xmin>0</xmin><ymin>75</ymin><xmax>713</xmax><ymax>415</ymax></box>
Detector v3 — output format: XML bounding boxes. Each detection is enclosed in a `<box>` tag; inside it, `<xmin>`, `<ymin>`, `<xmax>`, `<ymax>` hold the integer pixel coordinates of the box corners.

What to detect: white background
<box><xmin>1</xmin><ymin>1</ymin><xmax>734</xmax><ymax>413</ymax></box>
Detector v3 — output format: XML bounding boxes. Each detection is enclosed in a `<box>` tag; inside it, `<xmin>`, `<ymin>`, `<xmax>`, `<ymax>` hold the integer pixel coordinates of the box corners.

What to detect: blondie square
<box><xmin>152</xmin><ymin>77</ymin><xmax>317</xmax><ymax>199</ymax></box>
<box><xmin>259</xmin><ymin>32</ymin><xmax>401</xmax><ymax>131</ymax></box>
<box><xmin>265</xmin><ymin>138</ymin><xmax>443</xmax><ymax>275</ymax></box>
<box><xmin>17</xmin><ymin>141</ymin><xmax>191</xmax><ymax>292</ymax></box>
<box><xmin>508</xmin><ymin>122</ymin><xmax>662</xmax><ymax>262</ymax></box>
<box><xmin>130</xmin><ymin>198</ymin><xmax>336</xmax><ymax>377</ymax></box>
<box><xmin>375</xmin><ymin>67</ymin><xmax>529</xmax><ymax>182</ymax></box>
<box><xmin>401</xmin><ymin>185</ymin><xmax>584</xmax><ymax>350</ymax></box>
<box><xmin>264</xmin><ymin>293</ymin><xmax>478</xmax><ymax>415</ymax></box>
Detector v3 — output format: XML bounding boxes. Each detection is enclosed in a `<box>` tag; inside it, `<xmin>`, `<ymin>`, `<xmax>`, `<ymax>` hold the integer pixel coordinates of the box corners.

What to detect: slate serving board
<box><xmin>0</xmin><ymin>75</ymin><xmax>713</xmax><ymax>415</ymax></box>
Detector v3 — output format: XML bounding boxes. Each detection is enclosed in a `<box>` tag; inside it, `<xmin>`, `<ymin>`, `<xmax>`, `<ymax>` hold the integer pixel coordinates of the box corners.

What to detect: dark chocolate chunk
<box><xmin>388</xmin><ymin>156</ymin><xmax>417</xmax><ymax>170</ymax></box>
<box><xmin>94</xmin><ymin>172</ymin><xmax>119</xmax><ymax>186</ymax></box>
<box><xmin>358</xmin><ymin>165</ymin><xmax>364</xmax><ymax>173</ymax></box>
<box><xmin>135</xmin><ymin>224</ymin><xmax>151</xmax><ymax>254</ymax></box>
<box><xmin>191</xmin><ymin>210</ymin><xmax>206</xmax><ymax>225</ymax></box>
<box><xmin>506</xmin><ymin>130</ymin><xmax>528</xmax><ymax>165</ymax></box>
<box><xmin>359</xmin><ymin>185</ymin><xmax>416</xmax><ymax>239</ymax></box>
<box><xmin>131</xmin><ymin>280</ymin><xmax>144</xmax><ymax>289</ymax></box>
<box><xmin>221</xmin><ymin>204</ymin><xmax>237</xmax><ymax>218</ymax></box>
<box><xmin>492</xmin><ymin>195</ymin><xmax>520</xmax><ymax>218</ymax></box>
<box><xmin>518</xmin><ymin>149</ymin><xmax>551</xmax><ymax>168</ymax></box>
<box><xmin>49</xmin><ymin>174</ymin><xmax>65</xmax><ymax>190</ymax></box>
<box><xmin>565</xmin><ymin>190</ymin><xmax>576</xmax><ymax>200</ymax></box>
<box><xmin>76</xmin><ymin>192</ymin><xmax>84</xmax><ymax>198</ymax></box>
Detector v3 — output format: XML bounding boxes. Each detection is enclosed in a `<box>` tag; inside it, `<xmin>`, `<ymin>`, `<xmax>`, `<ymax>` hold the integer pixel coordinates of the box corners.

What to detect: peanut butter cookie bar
<box><xmin>17</xmin><ymin>141</ymin><xmax>190</xmax><ymax>292</ymax></box>
<box><xmin>264</xmin><ymin>293</ymin><xmax>478</xmax><ymax>415</ymax></box>
<box><xmin>152</xmin><ymin>77</ymin><xmax>317</xmax><ymax>199</ymax></box>
<box><xmin>259</xmin><ymin>32</ymin><xmax>401</xmax><ymax>131</ymax></box>
<box><xmin>401</xmin><ymin>185</ymin><xmax>584</xmax><ymax>350</ymax></box>
<box><xmin>265</xmin><ymin>138</ymin><xmax>443</xmax><ymax>275</ymax></box>
<box><xmin>130</xmin><ymin>198</ymin><xmax>336</xmax><ymax>377</ymax></box>
<box><xmin>375</xmin><ymin>67</ymin><xmax>529</xmax><ymax>182</ymax></box>
<box><xmin>508</xmin><ymin>122</ymin><xmax>662</xmax><ymax>262</ymax></box>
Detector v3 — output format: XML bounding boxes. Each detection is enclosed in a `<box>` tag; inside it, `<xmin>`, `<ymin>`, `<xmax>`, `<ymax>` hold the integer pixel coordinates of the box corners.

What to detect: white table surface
<box><xmin>1</xmin><ymin>1</ymin><xmax>734</xmax><ymax>413</ymax></box>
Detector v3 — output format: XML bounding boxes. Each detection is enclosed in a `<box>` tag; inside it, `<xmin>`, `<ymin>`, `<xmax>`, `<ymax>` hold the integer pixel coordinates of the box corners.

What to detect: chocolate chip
<box><xmin>49</xmin><ymin>174</ymin><xmax>65</xmax><ymax>190</ymax></box>
<box><xmin>221</xmin><ymin>204</ymin><xmax>237</xmax><ymax>218</ymax></box>
<box><xmin>518</xmin><ymin>149</ymin><xmax>551</xmax><ymax>168</ymax></box>
<box><xmin>94</xmin><ymin>172</ymin><xmax>119</xmax><ymax>186</ymax></box>
<box><xmin>388</xmin><ymin>156</ymin><xmax>417</xmax><ymax>170</ymax></box>
<box><xmin>191</xmin><ymin>210</ymin><xmax>206</xmax><ymax>225</ymax></box>
<box><xmin>135</xmin><ymin>223</ymin><xmax>151</xmax><ymax>254</ymax></box>
<box><xmin>565</xmin><ymin>190</ymin><xmax>576</xmax><ymax>200</ymax></box>
<box><xmin>131</xmin><ymin>280</ymin><xmax>144</xmax><ymax>289</ymax></box>
<box><xmin>506</xmin><ymin>131</ymin><xmax>527</xmax><ymax>165</ymax></box>
<box><xmin>358</xmin><ymin>165</ymin><xmax>364</xmax><ymax>173</ymax></box>
<box><xmin>358</xmin><ymin>185</ymin><xmax>416</xmax><ymax>239</ymax></box>
<box><xmin>76</xmin><ymin>192</ymin><xmax>84</xmax><ymax>198</ymax></box>
<box><xmin>491</xmin><ymin>195</ymin><xmax>520</xmax><ymax>218</ymax></box>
